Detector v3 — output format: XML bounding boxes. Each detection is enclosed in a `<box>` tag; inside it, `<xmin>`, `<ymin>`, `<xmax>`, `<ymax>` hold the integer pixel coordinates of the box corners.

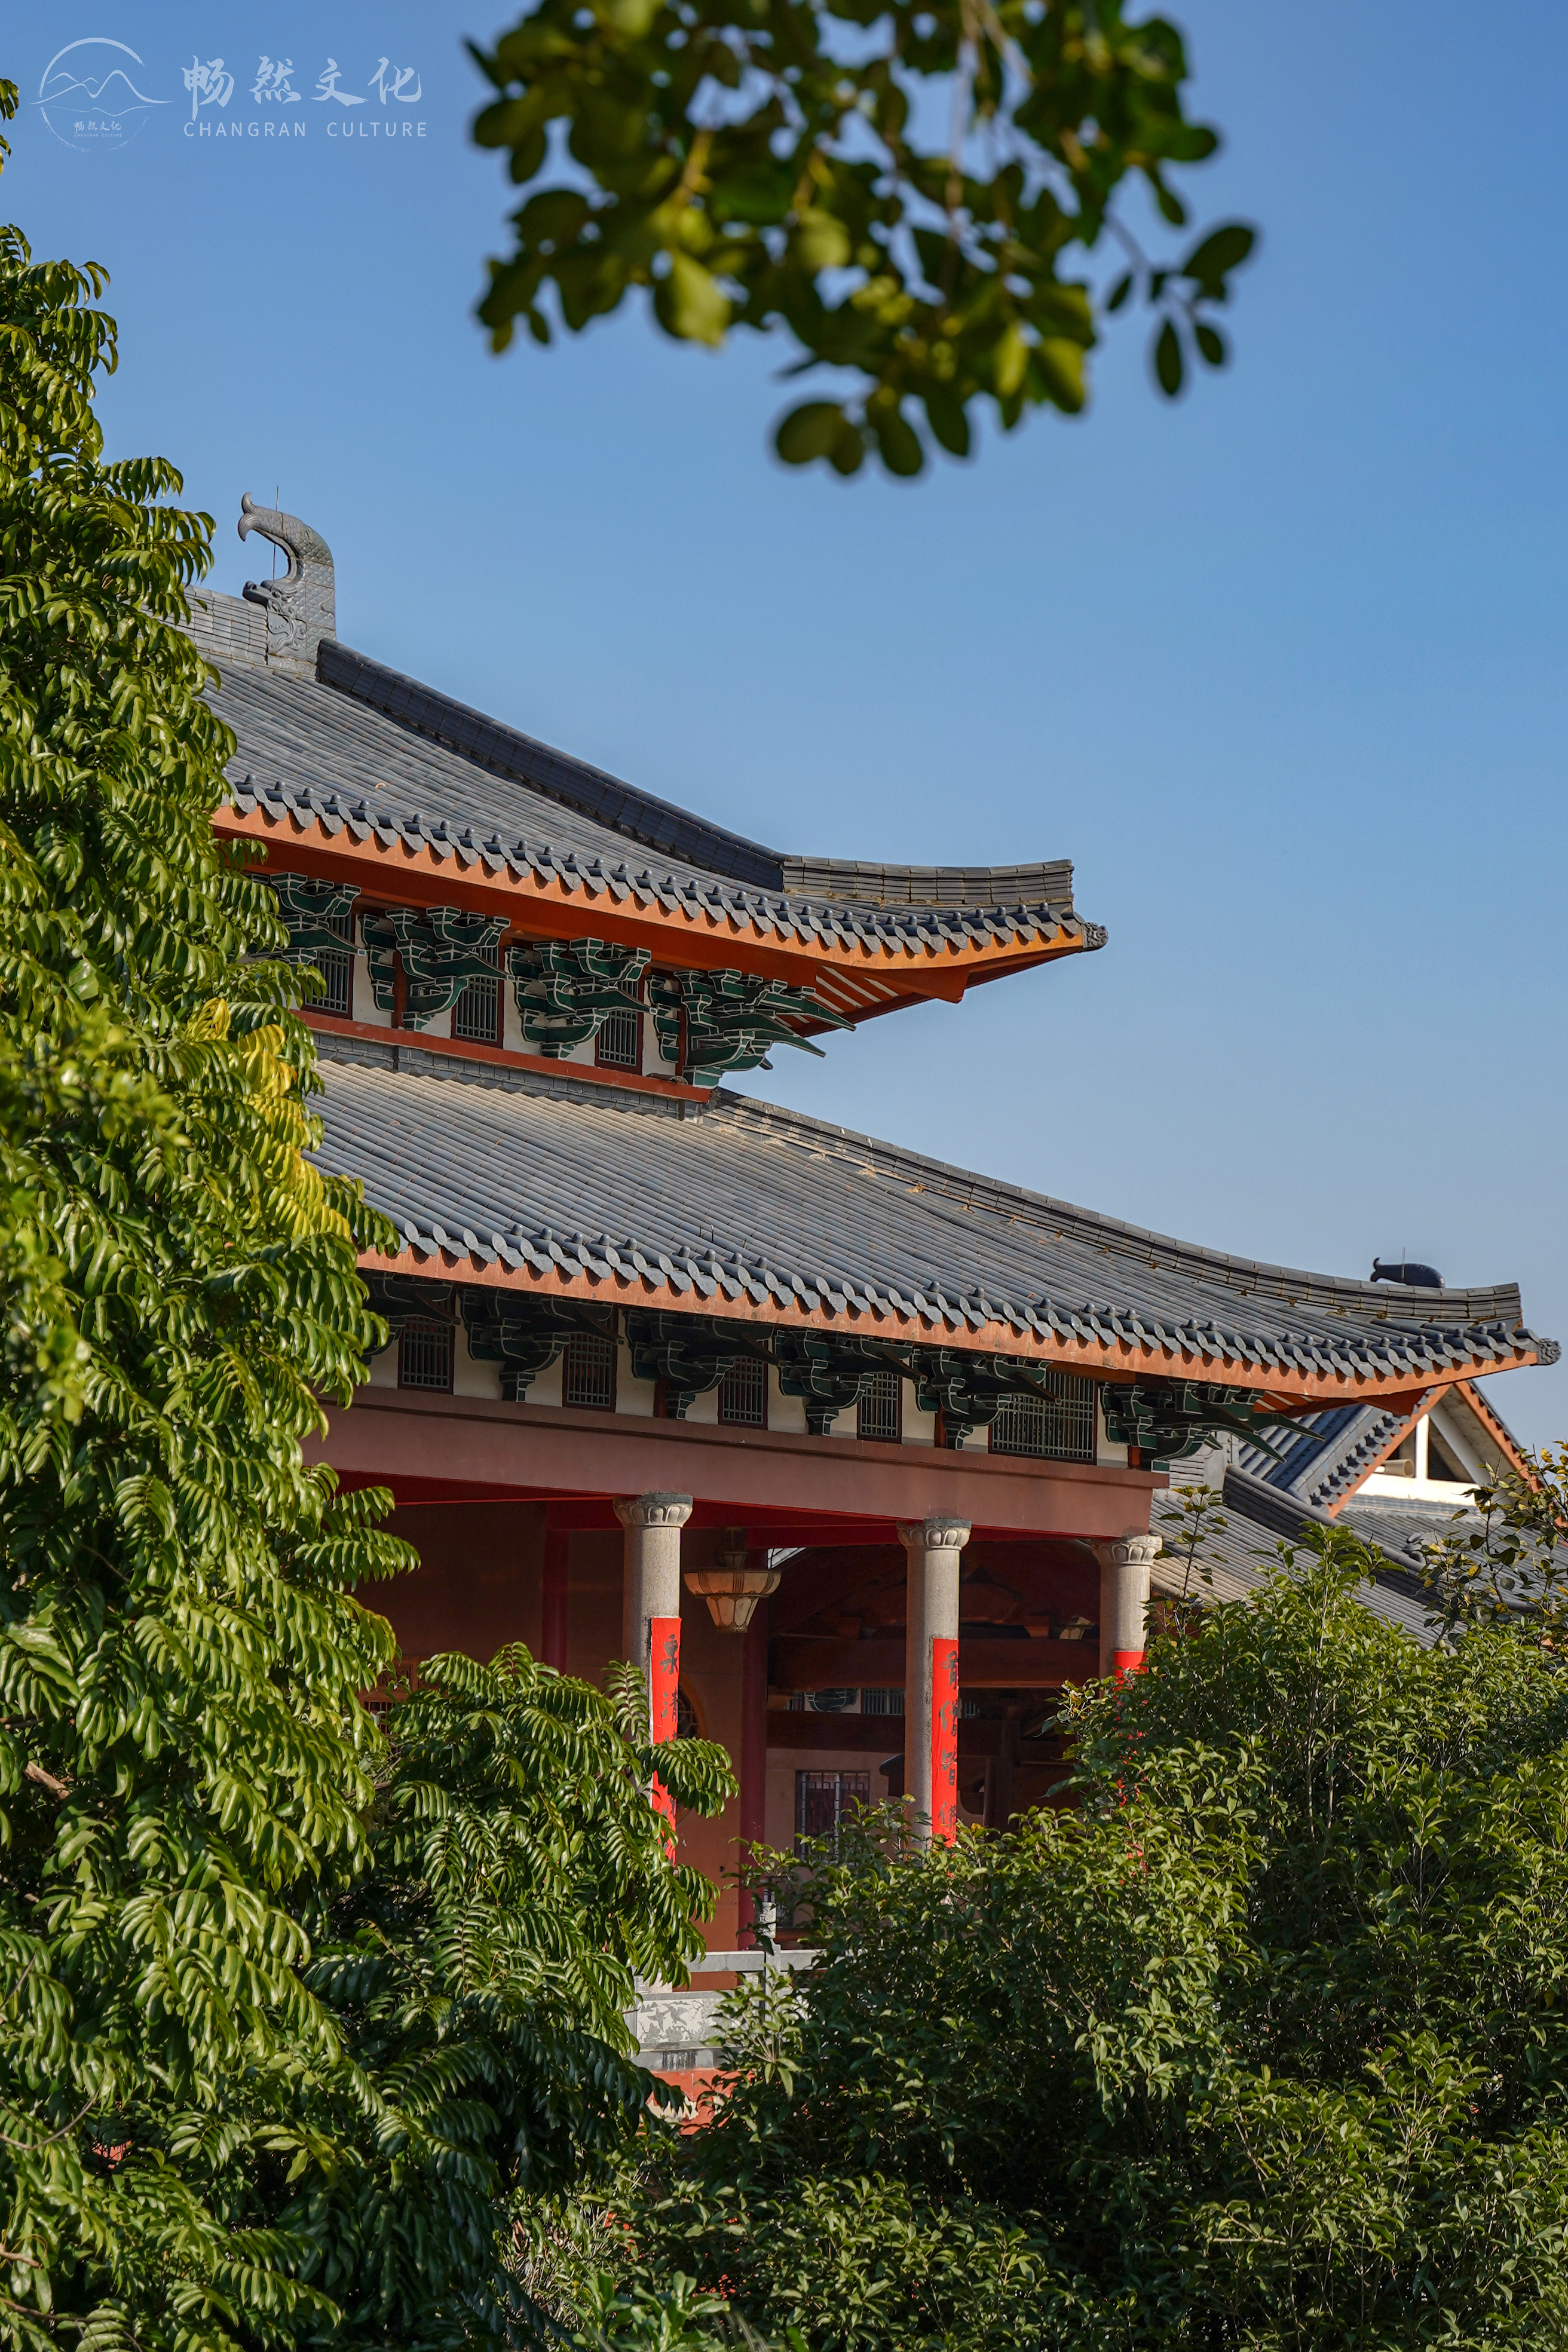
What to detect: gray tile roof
<box><xmin>1153</xmin><ymin>1466</ymin><xmax>1440</xmax><ymax>1645</ymax></box>
<box><xmin>1237</xmin><ymin>1402</ymin><xmax>1407</xmax><ymax>1508</ymax></box>
<box><xmin>212</xmin><ymin>648</ymin><xmax>1101</xmax><ymax>965</ymax></box>
<box><xmin>310</xmin><ymin>1038</ymin><xmax>1553</xmax><ymax>1389</ymax></box>
<box><xmin>1334</xmin><ymin>1493</ymin><xmax>1475</xmax><ymax>1566</ymax></box>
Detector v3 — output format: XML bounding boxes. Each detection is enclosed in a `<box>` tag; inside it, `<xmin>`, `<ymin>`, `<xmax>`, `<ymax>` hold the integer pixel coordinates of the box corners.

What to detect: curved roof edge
<box><xmin>714</xmin><ymin>1090</ymin><xmax>1541</xmax><ymax>1334</ymax></box>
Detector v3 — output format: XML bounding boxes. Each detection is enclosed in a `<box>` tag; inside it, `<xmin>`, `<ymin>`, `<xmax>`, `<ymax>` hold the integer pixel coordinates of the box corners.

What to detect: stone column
<box><xmin>616</xmin><ymin>1493</ymin><xmax>693</xmax><ymax>1844</ymax></box>
<box><xmin>1089</xmin><ymin>1535</ymin><xmax>1163</xmax><ymax>1680</ymax></box>
<box><xmin>615</xmin><ymin>1493</ymin><xmax>693</xmax><ymax>1727</ymax></box>
<box><xmin>898</xmin><ymin>1517</ymin><xmax>971</xmax><ymax>1844</ymax></box>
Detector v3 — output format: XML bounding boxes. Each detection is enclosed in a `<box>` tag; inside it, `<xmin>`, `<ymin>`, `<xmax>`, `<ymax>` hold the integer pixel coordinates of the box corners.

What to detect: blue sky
<box><xmin>7</xmin><ymin>1</ymin><xmax>1566</xmax><ymax>1442</ymax></box>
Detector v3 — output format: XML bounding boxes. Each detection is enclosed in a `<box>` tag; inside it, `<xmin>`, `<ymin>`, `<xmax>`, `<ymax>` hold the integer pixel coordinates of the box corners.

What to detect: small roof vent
<box><xmin>1370</xmin><ymin>1257</ymin><xmax>1444</xmax><ymax>1290</ymax></box>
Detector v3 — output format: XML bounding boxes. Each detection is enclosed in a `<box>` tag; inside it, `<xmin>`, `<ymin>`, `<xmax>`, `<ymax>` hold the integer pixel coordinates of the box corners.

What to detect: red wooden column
<box><xmin>614</xmin><ymin>1492</ymin><xmax>693</xmax><ymax>1838</ymax></box>
<box><xmin>540</xmin><ymin>1513</ymin><xmax>570</xmax><ymax>1673</ymax></box>
<box><xmin>898</xmin><ymin>1517</ymin><xmax>971</xmax><ymax>1844</ymax></box>
<box><xmin>737</xmin><ymin>1598</ymin><xmax>769</xmax><ymax>1943</ymax></box>
<box><xmin>1091</xmin><ymin>1535</ymin><xmax>1163</xmax><ymax>1678</ymax></box>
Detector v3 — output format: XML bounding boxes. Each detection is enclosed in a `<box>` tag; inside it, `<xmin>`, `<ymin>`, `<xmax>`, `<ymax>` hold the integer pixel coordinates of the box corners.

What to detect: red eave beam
<box><xmin>310</xmin><ymin>1386</ymin><xmax>1162</xmax><ymax>1541</ymax></box>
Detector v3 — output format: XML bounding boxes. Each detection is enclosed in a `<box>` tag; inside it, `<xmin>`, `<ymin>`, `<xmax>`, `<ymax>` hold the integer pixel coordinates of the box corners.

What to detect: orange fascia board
<box><xmin>788</xmin><ymin>938</ymin><xmax>1089</xmax><ymax>1031</ymax></box>
<box><xmin>1319</xmin><ymin>1392</ymin><xmax>1436</xmax><ymax>1516</ymax></box>
<box><xmin>1456</xmin><ymin>1377</ymin><xmax>1534</xmax><ymax>1480</ymax></box>
<box><xmin>1321</xmin><ymin>1376</ymin><xmax>1533</xmax><ymax>1517</ymax></box>
<box><xmin>212</xmin><ymin>803</ymin><xmax>1085</xmax><ymax>1006</ymax></box>
<box><xmin>360</xmin><ymin>1244</ymin><xmax>1546</xmax><ymax>1410</ymax></box>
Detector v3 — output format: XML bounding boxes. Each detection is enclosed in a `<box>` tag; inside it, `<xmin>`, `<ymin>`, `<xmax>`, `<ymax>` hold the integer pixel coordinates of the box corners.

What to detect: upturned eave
<box><xmin>213</xmin><ymin>798</ymin><xmax>1100</xmax><ymax>1013</ymax></box>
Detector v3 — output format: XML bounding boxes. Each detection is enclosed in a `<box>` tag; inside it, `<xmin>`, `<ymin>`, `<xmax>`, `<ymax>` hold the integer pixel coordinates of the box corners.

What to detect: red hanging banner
<box><xmin>1111</xmin><ymin>1648</ymin><xmax>1148</xmax><ymax>1679</ymax></box>
<box><xmin>930</xmin><ymin>1635</ymin><xmax>959</xmax><ymax>1844</ymax></box>
<box><xmin>648</xmin><ymin>1613</ymin><xmax>682</xmax><ymax>1843</ymax></box>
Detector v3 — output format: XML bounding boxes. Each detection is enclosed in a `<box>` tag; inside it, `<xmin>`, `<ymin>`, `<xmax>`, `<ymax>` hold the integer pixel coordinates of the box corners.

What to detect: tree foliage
<box><xmin>0</xmin><ymin>95</ymin><xmax>736</xmax><ymax>2352</ymax></box>
<box><xmin>469</xmin><ymin>0</ymin><xmax>1255</xmax><ymax>477</ymax></box>
<box><xmin>1420</xmin><ymin>1439</ymin><xmax>1568</xmax><ymax>1644</ymax></box>
<box><xmin>551</xmin><ymin>1530</ymin><xmax>1568</xmax><ymax>2348</ymax></box>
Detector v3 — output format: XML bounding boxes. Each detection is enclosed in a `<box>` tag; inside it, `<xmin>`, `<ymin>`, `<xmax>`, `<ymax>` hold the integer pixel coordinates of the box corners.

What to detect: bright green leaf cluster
<box><xmin>0</xmin><ymin>69</ymin><xmax>414</xmax><ymax>2347</ymax></box>
<box><xmin>0</xmin><ymin>94</ymin><xmax>737</xmax><ymax>2352</ymax></box>
<box><xmin>551</xmin><ymin>1530</ymin><xmax>1568</xmax><ymax>2347</ymax></box>
<box><xmin>240</xmin><ymin>1649</ymin><xmax>737</xmax><ymax>2347</ymax></box>
<box><xmin>470</xmin><ymin>0</ymin><xmax>1255</xmax><ymax>476</ymax></box>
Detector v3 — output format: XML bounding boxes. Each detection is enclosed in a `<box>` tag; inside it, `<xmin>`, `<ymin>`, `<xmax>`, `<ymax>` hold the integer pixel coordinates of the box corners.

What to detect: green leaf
<box><xmin>507</xmin><ymin>125</ymin><xmax>547</xmax><ymax>185</ymax></box>
<box><xmin>712</xmin><ymin>165</ymin><xmax>795</xmax><ymax>227</ymax></box>
<box><xmin>600</xmin><ymin>0</ymin><xmax>661</xmax><ymax>32</ymax></box>
<box><xmin>994</xmin><ymin>322</ymin><xmax>1030</xmax><ymax>400</ymax></box>
<box><xmin>827</xmin><ymin>416</ymin><xmax>866</xmax><ymax>476</ymax></box>
<box><xmin>774</xmin><ymin>402</ymin><xmax>849</xmax><ymax>466</ymax></box>
<box><xmin>1180</xmin><ymin>221</ymin><xmax>1257</xmax><ymax>295</ymax></box>
<box><xmin>924</xmin><ymin>393</ymin><xmax>971</xmax><ymax>459</ymax></box>
<box><xmin>658</xmin><ymin>253</ymin><xmax>730</xmax><ymax>347</ymax></box>
<box><xmin>870</xmin><ymin>403</ymin><xmax>924</xmax><ymax>476</ymax></box>
<box><xmin>469</xmin><ymin>0</ymin><xmax>1254</xmax><ymax>480</ymax></box>
<box><xmin>1154</xmin><ymin>318</ymin><xmax>1184</xmax><ymax>396</ymax></box>
<box><xmin>517</xmin><ymin>189</ymin><xmax>592</xmax><ymax>247</ymax></box>
<box><xmin>792</xmin><ymin>208</ymin><xmax>852</xmax><ymax>272</ymax></box>
<box><xmin>1195</xmin><ymin>320</ymin><xmax>1229</xmax><ymax>368</ymax></box>
<box><xmin>1033</xmin><ymin>338</ymin><xmax>1086</xmax><ymax>414</ymax></box>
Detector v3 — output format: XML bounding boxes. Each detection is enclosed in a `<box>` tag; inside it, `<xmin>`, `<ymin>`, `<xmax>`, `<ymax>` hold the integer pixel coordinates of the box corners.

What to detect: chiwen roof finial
<box><xmin>238</xmin><ymin>494</ymin><xmax>336</xmax><ymax>673</ymax></box>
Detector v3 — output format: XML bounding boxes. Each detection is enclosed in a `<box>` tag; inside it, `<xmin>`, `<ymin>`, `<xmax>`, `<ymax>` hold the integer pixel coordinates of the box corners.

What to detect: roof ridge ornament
<box><xmin>238</xmin><ymin>493</ymin><xmax>336</xmax><ymax>674</ymax></box>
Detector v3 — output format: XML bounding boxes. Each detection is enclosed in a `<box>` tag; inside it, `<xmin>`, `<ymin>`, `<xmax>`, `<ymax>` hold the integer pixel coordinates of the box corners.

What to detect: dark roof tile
<box><xmin>310</xmin><ymin>1040</ymin><xmax>1551</xmax><ymax>1389</ymax></box>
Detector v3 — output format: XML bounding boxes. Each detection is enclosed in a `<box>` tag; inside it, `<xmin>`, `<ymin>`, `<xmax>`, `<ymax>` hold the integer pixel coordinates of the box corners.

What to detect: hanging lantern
<box><xmin>684</xmin><ymin>1539</ymin><xmax>781</xmax><ymax>1632</ymax></box>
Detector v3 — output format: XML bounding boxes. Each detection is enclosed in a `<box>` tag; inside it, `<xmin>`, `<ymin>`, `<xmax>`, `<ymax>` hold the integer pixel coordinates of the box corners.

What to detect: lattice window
<box><xmin>795</xmin><ymin>1769</ymin><xmax>870</xmax><ymax>1851</ymax></box>
<box><xmin>718</xmin><ymin>1357</ymin><xmax>767</xmax><ymax>1428</ymax></box>
<box><xmin>562</xmin><ymin>1330</ymin><xmax>616</xmax><ymax>1410</ymax></box>
<box><xmin>313</xmin><ymin>905</ymin><xmax>354</xmax><ymax>1018</ymax></box>
<box><xmin>857</xmin><ymin>1370</ymin><xmax>902</xmax><ymax>1444</ymax></box>
<box><xmin>596</xmin><ymin>1003</ymin><xmax>642</xmax><ymax>1070</ymax></box>
<box><xmin>399</xmin><ymin>1315</ymin><xmax>452</xmax><ymax>1392</ymax></box>
<box><xmin>990</xmin><ymin>1373</ymin><xmax>1097</xmax><ymax>1463</ymax></box>
<box><xmin>860</xmin><ymin>1686</ymin><xmax>904</xmax><ymax>1717</ymax></box>
<box><xmin>453</xmin><ymin>942</ymin><xmax>501</xmax><ymax>1045</ymax></box>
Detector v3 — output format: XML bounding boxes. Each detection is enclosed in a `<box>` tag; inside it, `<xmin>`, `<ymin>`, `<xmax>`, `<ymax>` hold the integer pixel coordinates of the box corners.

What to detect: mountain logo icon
<box><xmin>35</xmin><ymin>37</ymin><xmax>170</xmax><ymax>154</ymax></box>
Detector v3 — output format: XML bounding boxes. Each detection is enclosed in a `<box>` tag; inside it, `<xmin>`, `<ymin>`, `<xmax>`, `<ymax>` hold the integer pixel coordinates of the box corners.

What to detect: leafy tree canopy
<box><xmin>1420</xmin><ymin>1438</ymin><xmax>1568</xmax><ymax>1644</ymax></box>
<box><xmin>0</xmin><ymin>84</ymin><xmax>735</xmax><ymax>2352</ymax></box>
<box><xmin>538</xmin><ymin>1530</ymin><xmax>1568</xmax><ymax>2349</ymax></box>
<box><xmin>468</xmin><ymin>0</ymin><xmax>1256</xmax><ymax>477</ymax></box>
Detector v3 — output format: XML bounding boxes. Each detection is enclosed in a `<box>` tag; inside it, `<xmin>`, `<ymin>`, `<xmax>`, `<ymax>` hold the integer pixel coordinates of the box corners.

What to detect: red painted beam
<box><xmin>771</xmin><ymin>1634</ymin><xmax>1095</xmax><ymax>1689</ymax></box>
<box><xmin>313</xmin><ymin>1388</ymin><xmax>1160</xmax><ymax>1541</ymax></box>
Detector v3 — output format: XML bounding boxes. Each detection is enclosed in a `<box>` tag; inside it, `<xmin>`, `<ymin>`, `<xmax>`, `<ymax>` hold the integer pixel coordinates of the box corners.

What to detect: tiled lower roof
<box><xmin>214</xmin><ymin>656</ymin><xmax>1100</xmax><ymax>967</ymax></box>
<box><xmin>1334</xmin><ymin>1494</ymin><xmax>1475</xmax><ymax>1566</ymax></box>
<box><xmin>1152</xmin><ymin>1467</ymin><xmax>1439</xmax><ymax>1644</ymax></box>
<box><xmin>1237</xmin><ymin>1402</ymin><xmax>1407</xmax><ymax>1508</ymax></box>
<box><xmin>309</xmin><ymin>1037</ymin><xmax>1554</xmax><ymax>1394</ymax></box>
